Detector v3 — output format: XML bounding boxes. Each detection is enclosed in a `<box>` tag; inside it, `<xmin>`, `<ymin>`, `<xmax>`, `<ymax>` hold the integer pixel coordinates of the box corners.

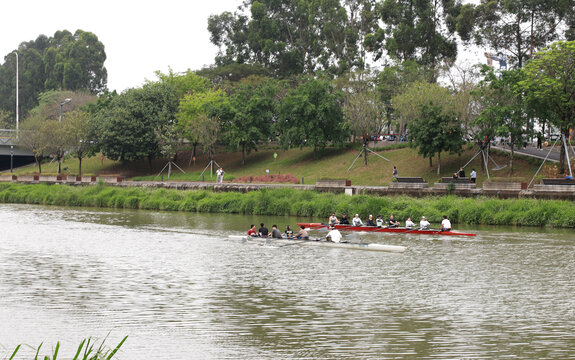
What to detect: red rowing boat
<box><xmin>297</xmin><ymin>223</ymin><xmax>476</xmax><ymax>237</ymax></box>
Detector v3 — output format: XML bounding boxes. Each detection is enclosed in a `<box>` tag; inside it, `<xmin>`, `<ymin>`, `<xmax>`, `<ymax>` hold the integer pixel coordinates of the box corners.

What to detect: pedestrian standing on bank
<box><xmin>216</xmin><ymin>167</ymin><xmax>224</xmax><ymax>183</ymax></box>
<box><xmin>470</xmin><ymin>169</ymin><xmax>477</xmax><ymax>183</ymax></box>
<box><xmin>392</xmin><ymin>166</ymin><xmax>398</xmax><ymax>179</ymax></box>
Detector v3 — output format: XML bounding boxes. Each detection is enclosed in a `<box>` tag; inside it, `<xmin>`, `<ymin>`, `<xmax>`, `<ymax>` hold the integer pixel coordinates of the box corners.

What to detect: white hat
<box><xmin>421</xmin><ymin>216</ymin><xmax>426</xmax><ymax>219</ymax></box>
<box><xmin>355</xmin><ymin>214</ymin><xmax>359</xmax><ymax>216</ymax></box>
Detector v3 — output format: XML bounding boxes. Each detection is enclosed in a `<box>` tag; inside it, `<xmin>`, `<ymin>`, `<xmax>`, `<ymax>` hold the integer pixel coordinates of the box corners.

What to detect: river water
<box><xmin>0</xmin><ymin>204</ymin><xmax>574</xmax><ymax>359</ymax></box>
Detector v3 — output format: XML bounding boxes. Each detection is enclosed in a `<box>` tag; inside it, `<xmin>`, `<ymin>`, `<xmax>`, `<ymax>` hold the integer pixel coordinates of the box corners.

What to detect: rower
<box><xmin>376</xmin><ymin>215</ymin><xmax>384</xmax><ymax>227</ymax></box>
<box><xmin>271</xmin><ymin>225</ymin><xmax>283</xmax><ymax>239</ymax></box>
<box><xmin>326</xmin><ymin>225</ymin><xmax>342</xmax><ymax>243</ymax></box>
<box><xmin>258</xmin><ymin>223</ymin><xmax>269</xmax><ymax>237</ymax></box>
<box><xmin>366</xmin><ymin>214</ymin><xmax>376</xmax><ymax>226</ymax></box>
<box><xmin>295</xmin><ymin>225</ymin><xmax>309</xmax><ymax>240</ymax></box>
<box><xmin>328</xmin><ymin>212</ymin><xmax>339</xmax><ymax>226</ymax></box>
<box><xmin>440</xmin><ymin>216</ymin><xmax>452</xmax><ymax>231</ymax></box>
<box><xmin>247</xmin><ymin>224</ymin><xmax>258</xmax><ymax>237</ymax></box>
<box><xmin>420</xmin><ymin>216</ymin><xmax>430</xmax><ymax>230</ymax></box>
<box><xmin>387</xmin><ymin>214</ymin><xmax>400</xmax><ymax>228</ymax></box>
<box><xmin>340</xmin><ymin>213</ymin><xmax>350</xmax><ymax>225</ymax></box>
<box><xmin>284</xmin><ymin>225</ymin><xmax>294</xmax><ymax>238</ymax></box>
<box><xmin>405</xmin><ymin>217</ymin><xmax>415</xmax><ymax>228</ymax></box>
<box><xmin>352</xmin><ymin>214</ymin><xmax>363</xmax><ymax>226</ymax></box>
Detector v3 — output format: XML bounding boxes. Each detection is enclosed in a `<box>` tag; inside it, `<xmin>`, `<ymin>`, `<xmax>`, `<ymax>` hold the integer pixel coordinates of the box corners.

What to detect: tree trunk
<box><xmin>241</xmin><ymin>143</ymin><xmax>246</xmax><ymax>166</ymax></box>
<box><xmin>363</xmin><ymin>144</ymin><xmax>368</xmax><ymax>167</ymax></box>
<box><xmin>509</xmin><ymin>144</ymin><xmax>515</xmax><ymax>175</ymax></box>
<box><xmin>559</xmin><ymin>128</ymin><xmax>569</xmax><ymax>174</ymax></box>
<box><xmin>148</xmin><ymin>156</ymin><xmax>153</xmax><ymax>170</ymax></box>
<box><xmin>78</xmin><ymin>157</ymin><xmax>83</xmax><ymax>176</ymax></box>
<box><xmin>429</xmin><ymin>156</ymin><xmax>433</xmax><ymax>167</ymax></box>
<box><xmin>436</xmin><ymin>152</ymin><xmax>441</xmax><ymax>175</ymax></box>
<box><xmin>36</xmin><ymin>156</ymin><xmax>42</xmax><ymax>174</ymax></box>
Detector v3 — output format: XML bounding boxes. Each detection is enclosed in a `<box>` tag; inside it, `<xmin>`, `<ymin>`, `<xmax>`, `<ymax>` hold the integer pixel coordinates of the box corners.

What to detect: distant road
<box><xmin>492</xmin><ymin>145</ymin><xmax>560</xmax><ymax>163</ymax></box>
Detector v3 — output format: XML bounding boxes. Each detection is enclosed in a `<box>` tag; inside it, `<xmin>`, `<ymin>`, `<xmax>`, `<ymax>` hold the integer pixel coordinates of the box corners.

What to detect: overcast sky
<box><xmin>1</xmin><ymin>0</ymin><xmax>242</xmax><ymax>92</ymax></box>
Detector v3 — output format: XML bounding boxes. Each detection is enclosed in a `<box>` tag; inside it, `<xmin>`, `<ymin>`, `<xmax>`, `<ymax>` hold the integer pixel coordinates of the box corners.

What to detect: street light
<box><xmin>59</xmin><ymin>98</ymin><xmax>72</xmax><ymax>122</ymax></box>
<box><xmin>14</xmin><ymin>51</ymin><xmax>19</xmax><ymax>135</ymax></box>
<box><xmin>10</xmin><ymin>145</ymin><xmax>14</xmax><ymax>173</ymax></box>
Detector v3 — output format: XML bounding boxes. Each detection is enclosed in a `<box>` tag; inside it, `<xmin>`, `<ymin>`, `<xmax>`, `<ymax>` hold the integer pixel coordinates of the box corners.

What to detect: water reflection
<box><xmin>0</xmin><ymin>204</ymin><xmax>574</xmax><ymax>359</ymax></box>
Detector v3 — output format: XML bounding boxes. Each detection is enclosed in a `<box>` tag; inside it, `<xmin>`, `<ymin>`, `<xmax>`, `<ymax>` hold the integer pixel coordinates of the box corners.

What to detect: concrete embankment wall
<box><xmin>1</xmin><ymin>175</ymin><xmax>575</xmax><ymax>200</ymax></box>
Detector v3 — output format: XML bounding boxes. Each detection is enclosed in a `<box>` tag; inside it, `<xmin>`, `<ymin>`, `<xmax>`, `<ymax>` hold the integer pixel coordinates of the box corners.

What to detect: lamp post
<box><xmin>14</xmin><ymin>51</ymin><xmax>19</xmax><ymax>135</ymax></box>
<box><xmin>10</xmin><ymin>145</ymin><xmax>14</xmax><ymax>173</ymax></box>
<box><xmin>59</xmin><ymin>98</ymin><xmax>72</xmax><ymax>122</ymax></box>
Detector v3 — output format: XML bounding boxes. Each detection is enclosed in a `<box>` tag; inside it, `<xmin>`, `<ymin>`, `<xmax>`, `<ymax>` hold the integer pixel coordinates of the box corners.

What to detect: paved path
<box><xmin>493</xmin><ymin>145</ymin><xmax>560</xmax><ymax>163</ymax></box>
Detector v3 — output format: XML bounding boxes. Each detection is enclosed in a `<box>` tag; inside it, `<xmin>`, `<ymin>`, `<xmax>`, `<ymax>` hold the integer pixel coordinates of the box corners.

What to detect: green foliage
<box><xmin>96</xmin><ymin>82</ymin><xmax>179</xmax><ymax>162</ymax></box>
<box><xmin>0</xmin><ymin>30</ymin><xmax>107</xmax><ymax>118</ymax></box>
<box><xmin>276</xmin><ymin>78</ymin><xmax>350</xmax><ymax>154</ymax></box>
<box><xmin>8</xmin><ymin>335</ymin><xmax>127</xmax><ymax>360</ymax></box>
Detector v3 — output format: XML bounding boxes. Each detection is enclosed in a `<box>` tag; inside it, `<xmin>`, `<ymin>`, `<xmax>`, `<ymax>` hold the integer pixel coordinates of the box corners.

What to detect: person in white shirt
<box><xmin>405</xmin><ymin>217</ymin><xmax>415</xmax><ymax>228</ymax></box>
<box><xmin>216</xmin><ymin>167</ymin><xmax>224</xmax><ymax>183</ymax></box>
<box><xmin>326</xmin><ymin>225</ymin><xmax>342</xmax><ymax>243</ymax></box>
<box><xmin>376</xmin><ymin>215</ymin><xmax>384</xmax><ymax>227</ymax></box>
<box><xmin>441</xmin><ymin>215</ymin><xmax>452</xmax><ymax>231</ymax></box>
<box><xmin>352</xmin><ymin>214</ymin><xmax>363</xmax><ymax>226</ymax></box>
<box><xmin>470</xmin><ymin>169</ymin><xmax>477</xmax><ymax>183</ymax></box>
<box><xmin>420</xmin><ymin>216</ymin><xmax>430</xmax><ymax>229</ymax></box>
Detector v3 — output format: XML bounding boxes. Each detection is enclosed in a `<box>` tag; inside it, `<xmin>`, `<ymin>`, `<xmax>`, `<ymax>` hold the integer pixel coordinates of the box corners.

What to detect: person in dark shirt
<box><xmin>458</xmin><ymin>167</ymin><xmax>465</xmax><ymax>178</ymax></box>
<box><xmin>339</xmin><ymin>213</ymin><xmax>350</xmax><ymax>225</ymax></box>
<box><xmin>284</xmin><ymin>225</ymin><xmax>294</xmax><ymax>238</ymax></box>
<box><xmin>258</xmin><ymin>223</ymin><xmax>269</xmax><ymax>237</ymax></box>
<box><xmin>387</xmin><ymin>214</ymin><xmax>400</xmax><ymax>228</ymax></box>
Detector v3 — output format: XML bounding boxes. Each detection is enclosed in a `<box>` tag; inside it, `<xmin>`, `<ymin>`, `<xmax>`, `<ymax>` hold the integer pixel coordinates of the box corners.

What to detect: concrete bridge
<box><xmin>0</xmin><ymin>129</ymin><xmax>35</xmax><ymax>171</ymax></box>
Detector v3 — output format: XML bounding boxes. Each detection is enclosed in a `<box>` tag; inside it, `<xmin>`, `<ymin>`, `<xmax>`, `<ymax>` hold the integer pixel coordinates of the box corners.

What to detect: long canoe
<box><xmin>228</xmin><ymin>235</ymin><xmax>407</xmax><ymax>253</ymax></box>
<box><xmin>298</xmin><ymin>223</ymin><xmax>477</xmax><ymax>237</ymax></box>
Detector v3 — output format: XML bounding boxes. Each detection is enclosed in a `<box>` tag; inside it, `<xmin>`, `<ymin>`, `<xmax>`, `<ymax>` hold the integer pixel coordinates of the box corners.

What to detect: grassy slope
<box><xmin>4</xmin><ymin>143</ymin><xmax>556</xmax><ymax>186</ymax></box>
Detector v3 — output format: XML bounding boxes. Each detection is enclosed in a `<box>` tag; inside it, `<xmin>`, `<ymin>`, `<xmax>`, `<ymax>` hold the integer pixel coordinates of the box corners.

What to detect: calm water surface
<box><xmin>0</xmin><ymin>204</ymin><xmax>574</xmax><ymax>359</ymax></box>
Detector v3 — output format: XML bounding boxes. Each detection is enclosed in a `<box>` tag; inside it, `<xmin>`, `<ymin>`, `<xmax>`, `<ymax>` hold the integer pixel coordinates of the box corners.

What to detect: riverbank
<box><xmin>1</xmin><ymin>183</ymin><xmax>573</xmax><ymax>228</ymax></box>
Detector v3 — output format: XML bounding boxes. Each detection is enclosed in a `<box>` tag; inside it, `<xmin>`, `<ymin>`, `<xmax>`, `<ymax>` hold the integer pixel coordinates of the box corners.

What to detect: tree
<box><xmin>208</xmin><ymin>0</ymin><xmax>363</xmax><ymax>76</ymax></box>
<box><xmin>276</xmin><ymin>78</ymin><xmax>350</xmax><ymax>155</ymax></box>
<box><xmin>473</xmin><ymin>67</ymin><xmax>529</xmax><ymax>174</ymax></box>
<box><xmin>367</xmin><ymin>0</ymin><xmax>474</xmax><ymax>80</ymax></box>
<box><xmin>473</xmin><ymin>0</ymin><xmax>574</xmax><ymax>68</ymax></box>
<box><xmin>520</xmin><ymin>41</ymin><xmax>575</xmax><ymax>174</ymax></box>
<box><xmin>19</xmin><ymin>113</ymin><xmax>47</xmax><ymax>173</ymax></box>
<box><xmin>337</xmin><ymin>70</ymin><xmax>382</xmax><ymax>165</ymax></box>
<box><xmin>219</xmin><ymin>79</ymin><xmax>278</xmax><ymax>165</ymax></box>
<box><xmin>377</xmin><ymin>60</ymin><xmax>430</xmax><ymax>134</ymax></box>
<box><xmin>63</xmin><ymin>109</ymin><xmax>96</xmax><ymax>176</ymax></box>
<box><xmin>176</xmin><ymin>89</ymin><xmax>228</xmax><ymax>162</ymax></box>
<box><xmin>392</xmin><ymin>81</ymin><xmax>456</xmax><ymax>145</ymax></box>
<box><xmin>0</xmin><ymin>30</ymin><xmax>107</xmax><ymax>117</ymax></box>
<box><xmin>408</xmin><ymin>103</ymin><xmax>464</xmax><ymax>175</ymax></box>
<box><xmin>96</xmin><ymin>82</ymin><xmax>179</xmax><ymax>164</ymax></box>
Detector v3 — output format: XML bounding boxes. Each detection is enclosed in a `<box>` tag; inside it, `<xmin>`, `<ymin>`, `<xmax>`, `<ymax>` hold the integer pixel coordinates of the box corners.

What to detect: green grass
<box><xmin>1</xmin><ymin>183</ymin><xmax>574</xmax><ymax>227</ymax></box>
<box><xmin>8</xmin><ymin>335</ymin><xmax>127</xmax><ymax>360</ymax></box>
<box><xmin>3</xmin><ymin>143</ymin><xmax>553</xmax><ymax>186</ymax></box>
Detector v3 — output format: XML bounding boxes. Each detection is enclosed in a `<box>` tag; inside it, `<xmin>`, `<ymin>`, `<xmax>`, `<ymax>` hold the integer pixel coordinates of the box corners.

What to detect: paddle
<box><xmin>279</xmin><ymin>236</ymin><xmax>326</xmax><ymax>247</ymax></box>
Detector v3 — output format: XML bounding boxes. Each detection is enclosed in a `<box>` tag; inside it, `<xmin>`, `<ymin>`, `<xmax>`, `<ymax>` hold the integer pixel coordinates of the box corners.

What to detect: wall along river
<box><xmin>0</xmin><ymin>204</ymin><xmax>574</xmax><ymax>359</ymax></box>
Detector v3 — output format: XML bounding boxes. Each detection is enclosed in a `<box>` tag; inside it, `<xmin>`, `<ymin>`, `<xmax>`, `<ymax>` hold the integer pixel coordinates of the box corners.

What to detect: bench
<box><xmin>541</xmin><ymin>178</ymin><xmax>575</xmax><ymax>185</ymax></box>
<box><xmin>396</xmin><ymin>177</ymin><xmax>426</xmax><ymax>183</ymax></box>
<box><xmin>442</xmin><ymin>177</ymin><xmax>471</xmax><ymax>184</ymax></box>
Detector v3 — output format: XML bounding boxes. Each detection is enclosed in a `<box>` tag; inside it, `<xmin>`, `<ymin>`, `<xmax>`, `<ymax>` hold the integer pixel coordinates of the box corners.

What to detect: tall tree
<box><xmin>473</xmin><ymin>0</ymin><xmax>574</xmax><ymax>68</ymax></box>
<box><xmin>473</xmin><ymin>67</ymin><xmax>529</xmax><ymax>174</ymax></box>
<box><xmin>366</xmin><ymin>0</ymin><xmax>474</xmax><ymax>80</ymax></box>
<box><xmin>208</xmin><ymin>0</ymin><xmax>362</xmax><ymax>76</ymax></box>
<box><xmin>220</xmin><ymin>79</ymin><xmax>278</xmax><ymax>165</ymax></box>
<box><xmin>96</xmin><ymin>82</ymin><xmax>179</xmax><ymax>164</ymax></box>
<box><xmin>63</xmin><ymin>109</ymin><xmax>96</xmax><ymax>176</ymax></box>
<box><xmin>0</xmin><ymin>30</ymin><xmax>107</xmax><ymax>118</ymax></box>
<box><xmin>276</xmin><ymin>78</ymin><xmax>350</xmax><ymax>155</ymax></box>
<box><xmin>520</xmin><ymin>41</ymin><xmax>575</xmax><ymax>174</ymax></box>
<box><xmin>337</xmin><ymin>70</ymin><xmax>382</xmax><ymax>166</ymax></box>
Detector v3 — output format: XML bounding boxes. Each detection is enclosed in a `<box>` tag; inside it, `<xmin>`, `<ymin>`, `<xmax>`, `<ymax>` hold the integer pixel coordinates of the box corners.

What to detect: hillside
<box><xmin>7</xmin><ymin>143</ymin><xmax>557</xmax><ymax>186</ymax></box>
